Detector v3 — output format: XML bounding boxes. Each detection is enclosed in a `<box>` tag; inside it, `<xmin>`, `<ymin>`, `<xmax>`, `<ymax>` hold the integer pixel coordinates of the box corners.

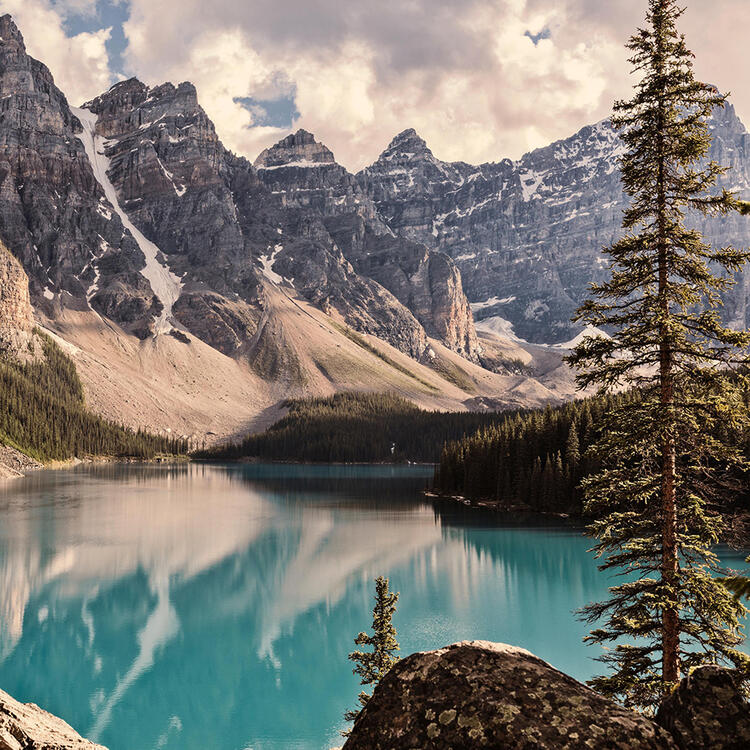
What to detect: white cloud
<box><xmin>7</xmin><ymin>0</ymin><xmax>750</xmax><ymax>171</ymax></box>
<box><xmin>0</xmin><ymin>0</ymin><xmax>112</xmax><ymax>105</ymax></box>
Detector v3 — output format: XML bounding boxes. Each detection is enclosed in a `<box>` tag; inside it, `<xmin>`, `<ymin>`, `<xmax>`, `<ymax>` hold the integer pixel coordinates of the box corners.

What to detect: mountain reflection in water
<box><xmin>0</xmin><ymin>463</ymin><xmax>744</xmax><ymax>750</ymax></box>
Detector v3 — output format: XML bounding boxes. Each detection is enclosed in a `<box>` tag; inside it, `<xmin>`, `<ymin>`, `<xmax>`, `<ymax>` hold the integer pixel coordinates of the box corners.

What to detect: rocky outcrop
<box><xmin>359</xmin><ymin>110</ymin><xmax>750</xmax><ymax>344</ymax></box>
<box><xmin>0</xmin><ymin>688</ymin><xmax>106</xmax><ymax>749</ymax></box>
<box><xmin>343</xmin><ymin>641</ymin><xmax>678</xmax><ymax>749</ymax></box>
<box><xmin>0</xmin><ymin>240</ymin><xmax>33</xmax><ymax>358</ymax></box>
<box><xmin>656</xmin><ymin>666</ymin><xmax>750</xmax><ymax>750</ymax></box>
<box><xmin>0</xmin><ymin>444</ymin><xmax>42</xmax><ymax>479</ymax></box>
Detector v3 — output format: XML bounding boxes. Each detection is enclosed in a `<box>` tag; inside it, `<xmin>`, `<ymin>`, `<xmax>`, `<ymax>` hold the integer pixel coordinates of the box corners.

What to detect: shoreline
<box><xmin>424</xmin><ymin>490</ymin><xmax>578</xmax><ymax>521</ymax></box>
<box><xmin>0</xmin><ymin>447</ymin><xmax>189</xmax><ymax>481</ymax></box>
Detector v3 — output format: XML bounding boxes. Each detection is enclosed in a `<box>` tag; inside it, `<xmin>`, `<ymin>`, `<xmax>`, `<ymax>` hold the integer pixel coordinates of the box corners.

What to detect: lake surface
<box><xmin>0</xmin><ymin>463</ymin><xmax>746</xmax><ymax>750</ymax></box>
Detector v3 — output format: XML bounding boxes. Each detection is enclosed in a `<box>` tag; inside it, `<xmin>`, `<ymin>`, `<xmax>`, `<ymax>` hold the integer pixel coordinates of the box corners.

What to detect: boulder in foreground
<box><xmin>343</xmin><ymin>640</ymin><xmax>677</xmax><ymax>749</ymax></box>
<box><xmin>656</xmin><ymin>665</ymin><xmax>750</xmax><ymax>750</ymax></box>
<box><xmin>0</xmin><ymin>688</ymin><xmax>106</xmax><ymax>750</ymax></box>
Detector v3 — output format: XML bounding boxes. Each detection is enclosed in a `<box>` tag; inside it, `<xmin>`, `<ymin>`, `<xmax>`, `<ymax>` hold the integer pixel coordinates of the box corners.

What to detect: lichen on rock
<box><xmin>343</xmin><ymin>641</ymin><xmax>678</xmax><ymax>749</ymax></box>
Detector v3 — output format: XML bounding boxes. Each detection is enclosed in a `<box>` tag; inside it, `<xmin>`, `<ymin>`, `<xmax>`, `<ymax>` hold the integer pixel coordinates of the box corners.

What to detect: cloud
<box><xmin>0</xmin><ymin>0</ymin><xmax>112</xmax><ymax>105</ymax></box>
<box><xmin>9</xmin><ymin>0</ymin><xmax>750</xmax><ymax>170</ymax></box>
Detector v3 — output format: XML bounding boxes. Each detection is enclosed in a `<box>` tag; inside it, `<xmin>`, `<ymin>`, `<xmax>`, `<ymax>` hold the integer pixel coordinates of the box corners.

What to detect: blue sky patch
<box><xmin>56</xmin><ymin>0</ymin><xmax>129</xmax><ymax>82</ymax></box>
<box><xmin>524</xmin><ymin>28</ymin><xmax>551</xmax><ymax>46</ymax></box>
<box><xmin>234</xmin><ymin>95</ymin><xmax>300</xmax><ymax>130</ymax></box>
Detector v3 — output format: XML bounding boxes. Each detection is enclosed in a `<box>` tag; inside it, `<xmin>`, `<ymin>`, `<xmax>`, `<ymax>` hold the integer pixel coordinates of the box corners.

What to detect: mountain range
<box><xmin>0</xmin><ymin>12</ymin><xmax>748</xmax><ymax>442</ymax></box>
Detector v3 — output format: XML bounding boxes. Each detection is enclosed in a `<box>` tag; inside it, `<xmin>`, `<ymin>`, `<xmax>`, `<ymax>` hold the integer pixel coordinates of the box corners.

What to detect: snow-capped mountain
<box><xmin>359</xmin><ymin>111</ymin><xmax>750</xmax><ymax>343</ymax></box>
<box><xmin>1</xmin><ymin>10</ymin><xmax>749</xmax><ymax>438</ymax></box>
<box><xmin>0</xmin><ymin>14</ymin><xmax>479</xmax><ymax>368</ymax></box>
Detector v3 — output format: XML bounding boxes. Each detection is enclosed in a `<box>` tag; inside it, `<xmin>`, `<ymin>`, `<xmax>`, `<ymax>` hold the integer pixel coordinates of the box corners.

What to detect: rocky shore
<box><xmin>342</xmin><ymin>641</ymin><xmax>750</xmax><ymax>749</ymax></box>
<box><xmin>0</xmin><ymin>445</ymin><xmax>43</xmax><ymax>479</ymax></box>
<box><xmin>0</xmin><ymin>688</ymin><xmax>105</xmax><ymax>749</ymax></box>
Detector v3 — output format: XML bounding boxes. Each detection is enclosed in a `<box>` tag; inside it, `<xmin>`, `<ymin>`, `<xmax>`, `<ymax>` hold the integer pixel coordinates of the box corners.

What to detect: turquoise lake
<box><xmin>0</xmin><ymin>463</ymin><xmax>746</xmax><ymax>749</ymax></box>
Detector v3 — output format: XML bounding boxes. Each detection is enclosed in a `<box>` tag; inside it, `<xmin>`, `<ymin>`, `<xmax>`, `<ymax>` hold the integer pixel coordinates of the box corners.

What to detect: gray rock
<box><xmin>343</xmin><ymin>641</ymin><xmax>677</xmax><ymax>749</ymax></box>
<box><xmin>0</xmin><ymin>687</ymin><xmax>106</xmax><ymax>749</ymax></box>
<box><xmin>656</xmin><ymin>665</ymin><xmax>750</xmax><ymax>750</ymax></box>
<box><xmin>359</xmin><ymin>111</ymin><xmax>750</xmax><ymax>345</ymax></box>
<box><xmin>0</xmin><ymin>14</ymin><xmax>156</xmax><ymax>338</ymax></box>
<box><xmin>0</xmin><ymin>239</ymin><xmax>33</xmax><ymax>359</ymax></box>
<box><xmin>255</xmin><ymin>129</ymin><xmax>479</xmax><ymax>360</ymax></box>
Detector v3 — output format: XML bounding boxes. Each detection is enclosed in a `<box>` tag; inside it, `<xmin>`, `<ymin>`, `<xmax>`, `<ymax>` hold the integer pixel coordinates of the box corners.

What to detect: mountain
<box><xmin>359</xmin><ymin>112</ymin><xmax>750</xmax><ymax>344</ymax></box>
<box><xmin>0</xmin><ymin>15</ymin><xmax>158</xmax><ymax>338</ymax></box>
<box><xmin>254</xmin><ymin>129</ymin><xmax>478</xmax><ymax>360</ymax></box>
<box><xmin>0</xmin><ymin>12</ymin><xmax>479</xmax><ymax>369</ymax></box>
<box><xmin>0</xmin><ymin>13</ymin><xmax>575</xmax><ymax>443</ymax></box>
<box><xmin>77</xmin><ymin>76</ymin><xmax>480</xmax><ymax>364</ymax></box>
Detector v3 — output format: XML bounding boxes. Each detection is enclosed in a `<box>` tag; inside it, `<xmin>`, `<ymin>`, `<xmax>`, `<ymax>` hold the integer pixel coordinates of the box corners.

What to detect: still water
<box><xmin>0</xmin><ymin>463</ymin><xmax>746</xmax><ymax>749</ymax></box>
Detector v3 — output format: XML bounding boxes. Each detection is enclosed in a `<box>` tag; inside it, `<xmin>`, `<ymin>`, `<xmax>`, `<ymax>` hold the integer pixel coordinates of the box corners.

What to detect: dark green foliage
<box><xmin>0</xmin><ymin>331</ymin><xmax>187</xmax><ymax>461</ymax></box>
<box><xmin>343</xmin><ymin>576</ymin><xmax>400</xmax><ymax>735</ymax></box>
<box><xmin>197</xmin><ymin>392</ymin><xmax>517</xmax><ymax>463</ymax></box>
<box><xmin>568</xmin><ymin>0</ymin><xmax>750</xmax><ymax>710</ymax></box>
<box><xmin>435</xmin><ymin>392</ymin><xmax>614</xmax><ymax>514</ymax></box>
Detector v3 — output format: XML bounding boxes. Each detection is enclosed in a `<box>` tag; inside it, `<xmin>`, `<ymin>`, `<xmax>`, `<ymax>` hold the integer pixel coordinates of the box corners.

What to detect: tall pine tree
<box><xmin>343</xmin><ymin>576</ymin><xmax>400</xmax><ymax>733</ymax></box>
<box><xmin>568</xmin><ymin>0</ymin><xmax>750</xmax><ymax>710</ymax></box>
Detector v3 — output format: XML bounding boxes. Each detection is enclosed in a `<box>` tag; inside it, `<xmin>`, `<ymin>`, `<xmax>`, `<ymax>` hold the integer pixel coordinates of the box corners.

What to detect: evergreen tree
<box><xmin>343</xmin><ymin>576</ymin><xmax>400</xmax><ymax>734</ymax></box>
<box><xmin>568</xmin><ymin>0</ymin><xmax>750</xmax><ymax>709</ymax></box>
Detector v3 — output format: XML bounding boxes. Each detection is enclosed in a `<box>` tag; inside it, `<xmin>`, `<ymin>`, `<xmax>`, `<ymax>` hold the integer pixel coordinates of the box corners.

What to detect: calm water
<box><xmin>0</xmin><ymin>463</ymin><xmax>746</xmax><ymax>750</ymax></box>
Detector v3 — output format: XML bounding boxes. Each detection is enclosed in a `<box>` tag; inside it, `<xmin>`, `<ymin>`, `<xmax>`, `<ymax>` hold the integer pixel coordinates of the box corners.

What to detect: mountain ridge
<box><xmin>4</xmin><ymin>11</ymin><xmax>748</xmax><ymax>442</ymax></box>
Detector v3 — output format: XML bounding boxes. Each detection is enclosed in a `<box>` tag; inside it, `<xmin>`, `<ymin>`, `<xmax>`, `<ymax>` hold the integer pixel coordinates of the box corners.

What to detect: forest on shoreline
<box><xmin>0</xmin><ymin>331</ymin><xmax>188</xmax><ymax>462</ymax></box>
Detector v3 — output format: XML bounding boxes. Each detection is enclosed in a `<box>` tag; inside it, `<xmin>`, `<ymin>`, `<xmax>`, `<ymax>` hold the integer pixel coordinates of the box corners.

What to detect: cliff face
<box><xmin>0</xmin><ymin>240</ymin><xmax>32</xmax><ymax>358</ymax></box>
<box><xmin>0</xmin><ymin>15</ymin><xmax>158</xmax><ymax>339</ymax></box>
<box><xmin>255</xmin><ymin>129</ymin><xmax>479</xmax><ymax>360</ymax></box>
<box><xmin>359</xmin><ymin>110</ymin><xmax>750</xmax><ymax>344</ymax></box>
<box><xmin>80</xmin><ymin>78</ymin><xmax>265</xmax><ymax>351</ymax></box>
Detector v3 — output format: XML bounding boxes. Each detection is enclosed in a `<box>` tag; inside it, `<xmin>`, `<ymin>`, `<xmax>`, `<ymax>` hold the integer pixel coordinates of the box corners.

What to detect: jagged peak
<box><xmin>107</xmin><ymin>76</ymin><xmax>148</xmax><ymax>93</ymax></box>
<box><xmin>254</xmin><ymin>128</ymin><xmax>336</xmax><ymax>170</ymax></box>
<box><xmin>85</xmin><ymin>77</ymin><xmax>200</xmax><ymax>121</ymax></box>
<box><xmin>374</xmin><ymin>128</ymin><xmax>433</xmax><ymax>165</ymax></box>
<box><xmin>0</xmin><ymin>14</ymin><xmax>25</xmax><ymax>49</ymax></box>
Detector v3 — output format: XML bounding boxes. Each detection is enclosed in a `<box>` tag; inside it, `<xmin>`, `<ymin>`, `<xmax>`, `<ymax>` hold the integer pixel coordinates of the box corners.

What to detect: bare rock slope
<box><xmin>0</xmin><ymin>688</ymin><xmax>106</xmax><ymax>749</ymax></box>
<box><xmin>0</xmin><ymin>239</ymin><xmax>32</xmax><ymax>359</ymax></box>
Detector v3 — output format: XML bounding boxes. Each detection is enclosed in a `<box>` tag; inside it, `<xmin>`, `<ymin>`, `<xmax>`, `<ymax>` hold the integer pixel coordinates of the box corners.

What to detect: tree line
<box><xmin>0</xmin><ymin>331</ymin><xmax>187</xmax><ymax>461</ymax></box>
<box><xmin>433</xmin><ymin>387</ymin><xmax>750</xmax><ymax>517</ymax></box>
<box><xmin>197</xmin><ymin>391</ymin><xmax>521</xmax><ymax>463</ymax></box>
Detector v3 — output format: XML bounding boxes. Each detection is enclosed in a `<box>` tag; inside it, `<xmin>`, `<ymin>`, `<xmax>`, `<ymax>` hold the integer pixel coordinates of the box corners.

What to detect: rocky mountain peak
<box><xmin>254</xmin><ymin>129</ymin><xmax>336</xmax><ymax>169</ymax></box>
<box><xmin>84</xmin><ymin>77</ymin><xmax>203</xmax><ymax>140</ymax></box>
<box><xmin>384</xmin><ymin>127</ymin><xmax>430</xmax><ymax>157</ymax></box>
<box><xmin>0</xmin><ymin>14</ymin><xmax>25</xmax><ymax>48</ymax></box>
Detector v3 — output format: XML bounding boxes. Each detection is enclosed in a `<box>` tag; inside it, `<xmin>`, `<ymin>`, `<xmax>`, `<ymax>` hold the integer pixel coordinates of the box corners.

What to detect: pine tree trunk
<box><xmin>656</xmin><ymin>62</ymin><xmax>680</xmax><ymax>686</ymax></box>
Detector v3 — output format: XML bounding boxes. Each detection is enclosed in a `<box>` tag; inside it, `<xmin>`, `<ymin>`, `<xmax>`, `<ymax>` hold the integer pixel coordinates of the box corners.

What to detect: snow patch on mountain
<box><xmin>552</xmin><ymin>325</ymin><xmax>610</xmax><ymax>350</ymax></box>
<box><xmin>470</xmin><ymin>295</ymin><xmax>516</xmax><ymax>311</ymax></box>
<box><xmin>72</xmin><ymin>106</ymin><xmax>182</xmax><ymax>334</ymax></box>
<box><xmin>260</xmin><ymin>245</ymin><xmax>284</xmax><ymax>285</ymax></box>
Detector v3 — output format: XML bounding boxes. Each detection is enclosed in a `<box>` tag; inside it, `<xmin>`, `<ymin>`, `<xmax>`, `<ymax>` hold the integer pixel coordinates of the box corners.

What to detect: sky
<box><xmin>2</xmin><ymin>0</ymin><xmax>748</xmax><ymax>170</ymax></box>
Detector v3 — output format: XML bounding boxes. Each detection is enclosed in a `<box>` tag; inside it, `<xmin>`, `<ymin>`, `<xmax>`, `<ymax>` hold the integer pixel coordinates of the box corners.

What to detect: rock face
<box><xmin>343</xmin><ymin>641</ymin><xmax>677</xmax><ymax>749</ymax></box>
<box><xmin>0</xmin><ymin>687</ymin><xmax>106</xmax><ymax>749</ymax></box>
<box><xmin>0</xmin><ymin>18</ymin><xmax>478</xmax><ymax>367</ymax></box>
<box><xmin>359</xmin><ymin>110</ymin><xmax>750</xmax><ymax>344</ymax></box>
<box><xmin>0</xmin><ymin>14</ymin><xmax>156</xmax><ymax>338</ymax></box>
<box><xmin>0</xmin><ymin>240</ymin><xmax>33</xmax><ymax>358</ymax></box>
<box><xmin>656</xmin><ymin>666</ymin><xmax>750</xmax><ymax>750</ymax></box>
<box><xmin>254</xmin><ymin>129</ymin><xmax>479</xmax><ymax>360</ymax></box>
